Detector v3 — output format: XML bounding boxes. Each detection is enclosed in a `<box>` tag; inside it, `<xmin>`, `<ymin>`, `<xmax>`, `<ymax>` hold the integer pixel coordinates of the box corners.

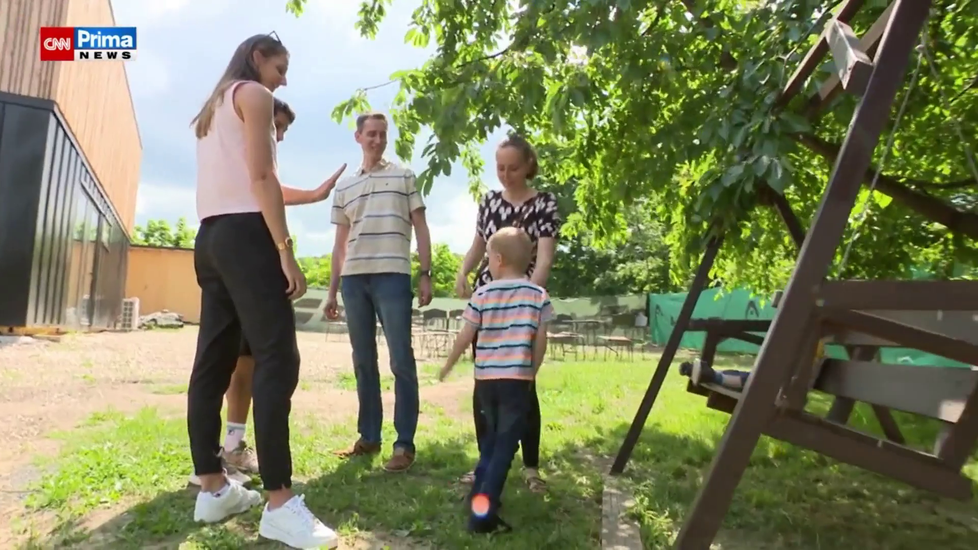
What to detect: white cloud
<box><xmin>425</xmin><ymin>188</ymin><xmax>479</xmax><ymax>254</ymax></box>
<box><xmin>136</xmin><ymin>181</ymin><xmax>196</xmax><ymax>221</ymax></box>
<box><xmin>111</xmin><ymin>0</ymin><xmax>232</xmax><ymax>25</ymax></box>
<box><xmin>125</xmin><ymin>50</ymin><xmax>170</xmax><ymax>97</ymax></box>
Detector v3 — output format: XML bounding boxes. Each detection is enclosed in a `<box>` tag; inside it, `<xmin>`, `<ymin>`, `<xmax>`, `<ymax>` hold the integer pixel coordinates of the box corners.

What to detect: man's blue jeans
<box><xmin>340</xmin><ymin>273</ymin><xmax>419</xmax><ymax>453</ymax></box>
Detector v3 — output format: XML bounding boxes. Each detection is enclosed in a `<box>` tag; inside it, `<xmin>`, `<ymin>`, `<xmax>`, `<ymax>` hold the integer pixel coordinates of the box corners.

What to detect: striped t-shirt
<box><xmin>331</xmin><ymin>159</ymin><xmax>425</xmax><ymax>276</ymax></box>
<box><xmin>463</xmin><ymin>279</ymin><xmax>553</xmax><ymax>381</ymax></box>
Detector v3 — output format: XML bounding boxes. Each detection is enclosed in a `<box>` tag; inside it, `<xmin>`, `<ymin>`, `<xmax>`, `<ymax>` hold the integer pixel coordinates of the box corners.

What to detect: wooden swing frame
<box><xmin>610</xmin><ymin>1</ymin><xmax>978</xmax><ymax>547</ymax></box>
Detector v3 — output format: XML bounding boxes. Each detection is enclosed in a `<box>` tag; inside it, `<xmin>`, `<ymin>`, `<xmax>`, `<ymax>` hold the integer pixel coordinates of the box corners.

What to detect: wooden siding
<box><xmin>125</xmin><ymin>246</ymin><xmax>201</xmax><ymax>323</ymax></box>
<box><xmin>0</xmin><ymin>0</ymin><xmax>67</xmax><ymax>98</ymax></box>
<box><xmin>56</xmin><ymin>0</ymin><xmax>142</xmax><ymax>235</ymax></box>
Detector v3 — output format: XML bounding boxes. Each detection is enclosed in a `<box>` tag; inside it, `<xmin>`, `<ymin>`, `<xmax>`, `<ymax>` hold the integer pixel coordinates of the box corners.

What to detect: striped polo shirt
<box><xmin>463</xmin><ymin>279</ymin><xmax>553</xmax><ymax>381</ymax></box>
<box><xmin>330</xmin><ymin>159</ymin><xmax>425</xmax><ymax>276</ymax></box>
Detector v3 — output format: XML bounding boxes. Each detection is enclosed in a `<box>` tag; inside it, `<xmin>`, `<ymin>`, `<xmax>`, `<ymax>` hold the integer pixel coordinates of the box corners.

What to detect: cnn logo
<box><xmin>39</xmin><ymin>27</ymin><xmax>74</xmax><ymax>61</ymax></box>
<box><xmin>43</xmin><ymin>37</ymin><xmax>71</xmax><ymax>51</ymax></box>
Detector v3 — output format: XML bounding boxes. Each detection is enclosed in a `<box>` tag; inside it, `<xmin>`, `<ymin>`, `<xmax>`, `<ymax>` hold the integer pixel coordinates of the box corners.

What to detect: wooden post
<box><xmin>826</xmin><ymin>19</ymin><xmax>875</xmax><ymax>95</ymax></box>
<box><xmin>610</xmin><ymin>235</ymin><xmax>723</xmax><ymax>475</ymax></box>
<box><xmin>674</xmin><ymin>2</ymin><xmax>932</xmax><ymax>547</ymax></box>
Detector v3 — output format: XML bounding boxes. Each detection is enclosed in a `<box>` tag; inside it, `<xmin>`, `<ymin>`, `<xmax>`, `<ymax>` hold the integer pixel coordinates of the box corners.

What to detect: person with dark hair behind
<box><xmin>453</xmin><ymin>133</ymin><xmax>561</xmax><ymax>494</ymax></box>
<box><xmin>188</xmin><ymin>32</ymin><xmax>342</xmax><ymax>548</ymax></box>
<box><xmin>187</xmin><ymin>97</ymin><xmax>344</xmax><ymax>495</ymax></box>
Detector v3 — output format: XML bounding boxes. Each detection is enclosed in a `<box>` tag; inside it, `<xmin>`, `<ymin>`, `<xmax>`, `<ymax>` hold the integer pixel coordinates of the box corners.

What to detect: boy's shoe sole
<box><xmin>467</xmin><ymin>513</ymin><xmax>513</xmax><ymax>534</ymax></box>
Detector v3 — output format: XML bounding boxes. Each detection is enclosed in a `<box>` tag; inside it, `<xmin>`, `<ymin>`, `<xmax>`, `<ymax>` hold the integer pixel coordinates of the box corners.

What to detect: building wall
<box><xmin>57</xmin><ymin>0</ymin><xmax>142</xmax><ymax>233</ymax></box>
<box><xmin>126</xmin><ymin>246</ymin><xmax>202</xmax><ymax>323</ymax></box>
<box><xmin>0</xmin><ymin>0</ymin><xmax>141</xmax><ymax>234</ymax></box>
<box><xmin>0</xmin><ymin>93</ymin><xmax>129</xmax><ymax>330</ymax></box>
<box><xmin>0</xmin><ymin>0</ymin><xmax>68</xmax><ymax>98</ymax></box>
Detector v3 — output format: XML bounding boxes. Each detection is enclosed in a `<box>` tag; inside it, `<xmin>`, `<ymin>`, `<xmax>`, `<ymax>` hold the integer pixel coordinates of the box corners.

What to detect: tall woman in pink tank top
<box><xmin>187</xmin><ymin>33</ymin><xmax>338</xmax><ymax>549</ymax></box>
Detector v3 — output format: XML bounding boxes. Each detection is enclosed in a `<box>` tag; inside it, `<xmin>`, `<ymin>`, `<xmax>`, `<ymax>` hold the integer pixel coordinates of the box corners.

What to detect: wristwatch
<box><xmin>418</xmin><ymin>269</ymin><xmax>431</xmax><ymax>277</ymax></box>
<box><xmin>276</xmin><ymin>237</ymin><xmax>294</xmax><ymax>251</ymax></box>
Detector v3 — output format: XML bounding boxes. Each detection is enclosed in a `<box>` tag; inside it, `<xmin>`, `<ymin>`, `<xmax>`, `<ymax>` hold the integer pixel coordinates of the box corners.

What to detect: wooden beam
<box><xmin>820</xmin><ymin>309</ymin><xmax>978</xmax><ymax>366</ymax></box>
<box><xmin>776</xmin><ymin>0</ymin><xmax>870</xmax><ymax>107</ymax></box>
<box><xmin>817</xmin><ymin>280</ymin><xmax>978</xmax><ymax>311</ymax></box>
<box><xmin>696</xmin><ymin>389</ymin><xmax>969</xmax><ymax>499</ymax></box>
<box><xmin>815</xmin><ymin>360</ymin><xmax>978</xmax><ymax>422</ymax></box>
<box><xmin>767</xmin><ymin>411</ymin><xmax>973</xmax><ymax>500</ymax></box>
<box><xmin>686</xmin><ymin>319</ymin><xmax>772</xmax><ymax>333</ymax></box>
<box><xmin>936</xmin><ymin>383</ymin><xmax>978</xmax><ymax>470</ymax></box>
<box><xmin>611</xmin><ymin>236</ymin><xmax>723</xmax><ymax>475</ymax></box>
<box><xmin>769</xmin><ymin>190</ymin><xmax>808</xmax><ymax>249</ymax></box>
<box><xmin>871</xmin><ymin>404</ymin><xmax>907</xmax><ymax>445</ymax></box>
<box><xmin>826</xmin><ymin>19</ymin><xmax>875</xmax><ymax>95</ymax></box>
<box><xmin>807</xmin><ymin>2</ymin><xmax>895</xmax><ymax>117</ymax></box>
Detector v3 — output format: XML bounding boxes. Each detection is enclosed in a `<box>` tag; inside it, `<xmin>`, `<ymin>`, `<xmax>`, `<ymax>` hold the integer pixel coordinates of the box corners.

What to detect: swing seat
<box><xmin>687</xmin><ymin>302</ymin><xmax>978</xmax><ymax>500</ymax></box>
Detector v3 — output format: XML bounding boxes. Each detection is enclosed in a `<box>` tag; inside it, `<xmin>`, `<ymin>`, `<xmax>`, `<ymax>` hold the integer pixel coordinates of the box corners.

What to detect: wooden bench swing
<box><xmin>610</xmin><ymin>1</ymin><xmax>978</xmax><ymax>548</ymax></box>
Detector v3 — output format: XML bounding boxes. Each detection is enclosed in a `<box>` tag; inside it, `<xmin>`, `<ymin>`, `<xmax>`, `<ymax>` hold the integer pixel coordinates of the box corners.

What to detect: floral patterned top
<box><xmin>474</xmin><ymin>189</ymin><xmax>562</xmax><ymax>290</ymax></box>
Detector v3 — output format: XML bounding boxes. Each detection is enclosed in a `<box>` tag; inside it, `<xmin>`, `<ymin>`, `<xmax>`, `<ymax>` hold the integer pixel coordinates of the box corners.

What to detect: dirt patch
<box><xmin>0</xmin><ymin>327</ymin><xmax>473</xmax><ymax>546</ymax></box>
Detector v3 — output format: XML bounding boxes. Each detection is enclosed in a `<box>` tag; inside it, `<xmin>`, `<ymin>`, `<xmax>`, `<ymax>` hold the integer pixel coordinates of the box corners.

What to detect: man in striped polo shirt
<box><xmin>438</xmin><ymin>227</ymin><xmax>552</xmax><ymax>533</ymax></box>
<box><xmin>325</xmin><ymin>112</ymin><xmax>433</xmax><ymax>473</ymax></box>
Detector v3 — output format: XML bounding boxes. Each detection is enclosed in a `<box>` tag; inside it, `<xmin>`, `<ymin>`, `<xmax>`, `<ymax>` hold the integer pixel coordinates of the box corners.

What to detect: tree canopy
<box><xmin>287</xmin><ymin>0</ymin><xmax>977</xmax><ymax>292</ymax></box>
<box><xmin>132</xmin><ymin>218</ymin><xmax>196</xmax><ymax>249</ymax></box>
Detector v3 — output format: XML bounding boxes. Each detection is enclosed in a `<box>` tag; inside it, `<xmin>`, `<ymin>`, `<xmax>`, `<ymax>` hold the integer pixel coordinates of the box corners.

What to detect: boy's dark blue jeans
<box><xmin>470</xmin><ymin>378</ymin><xmax>534</xmax><ymax>522</ymax></box>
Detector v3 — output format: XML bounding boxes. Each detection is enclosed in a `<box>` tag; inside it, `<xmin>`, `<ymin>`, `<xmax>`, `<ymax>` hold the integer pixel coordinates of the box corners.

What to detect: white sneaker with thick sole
<box><xmin>193</xmin><ymin>479</ymin><xmax>263</xmax><ymax>523</ymax></box>
<box><xmin>259</xmin><ymin>495</ymin><xmax>339</xmax><ymax>549</ymax></box>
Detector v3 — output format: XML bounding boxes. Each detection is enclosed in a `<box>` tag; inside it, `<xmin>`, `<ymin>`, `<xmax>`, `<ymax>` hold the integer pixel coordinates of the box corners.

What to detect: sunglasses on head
<box><xmin>267</xmin><ymin>31</ymin><xmax>282</xmax><ymax>43</ymax></box>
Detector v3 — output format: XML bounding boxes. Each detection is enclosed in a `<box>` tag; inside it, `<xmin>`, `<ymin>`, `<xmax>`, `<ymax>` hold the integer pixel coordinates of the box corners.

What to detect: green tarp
<box><xmin>647</xmin><ymin>288</ymin><xmax>968</xmax><ymax>368</ymax></box>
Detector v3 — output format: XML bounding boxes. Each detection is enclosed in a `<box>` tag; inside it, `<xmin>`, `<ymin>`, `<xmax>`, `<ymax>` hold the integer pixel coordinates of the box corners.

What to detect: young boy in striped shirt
<box><xmin>438</xmin><ymin>226</ymin><xmax>552</xmax><ymax>533</ymax></box>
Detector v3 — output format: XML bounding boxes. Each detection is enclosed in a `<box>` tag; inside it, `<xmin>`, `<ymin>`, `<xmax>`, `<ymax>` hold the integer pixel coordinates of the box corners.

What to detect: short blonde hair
<box><xmin>487</xmin><ymin>227</ymin><xmax>533</xmax><ymax>273</ymax></box>
<box><xmin>356</xmin><ymin>112</ymin><xmax>388</xmax><ymax>131</ymax></box>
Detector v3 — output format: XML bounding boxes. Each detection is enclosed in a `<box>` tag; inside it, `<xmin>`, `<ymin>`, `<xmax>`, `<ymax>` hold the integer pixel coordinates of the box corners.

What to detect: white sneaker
<box><xmin>193</xmin><ymin>479</ymin><xmax>262</xmax><ymax>523</ymax></box>
<box><xmin>259</xmin><ymin>495</ymin><xmax>339</xmax><ymax>549</ymax></box>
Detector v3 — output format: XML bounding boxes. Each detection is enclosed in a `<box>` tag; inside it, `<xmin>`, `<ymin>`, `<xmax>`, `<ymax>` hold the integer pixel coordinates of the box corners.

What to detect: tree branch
<box><xmin>795</xmin><ymin>134</ymin><xmax>978</xmax><ymax>240</ymax></box>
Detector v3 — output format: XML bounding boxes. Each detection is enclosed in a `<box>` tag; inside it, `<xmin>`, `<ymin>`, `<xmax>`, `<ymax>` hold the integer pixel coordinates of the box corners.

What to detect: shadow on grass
<box><xmin>588</xmin><ymin>416</ymin><xmax>978</xmax><ymax>550</ymax></box>
<box><xmin>20</xmin><ymin>431</ymin><xmax>624</xmax><ymax>549</ymax></box>
<box><xmin>20</xmin><ymin>415</ymin><xmax>978</xmax><ymax>550</ymax></box>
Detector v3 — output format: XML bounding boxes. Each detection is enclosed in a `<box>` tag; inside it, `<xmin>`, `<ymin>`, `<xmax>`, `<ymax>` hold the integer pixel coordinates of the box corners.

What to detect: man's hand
<box><xmin>418</xmin><ymin>274</ymin><xmax>433</xmax><ymax>307</ymax></box>
<box><xmin>313</xmin><ymin>163</ymin><xmax>347</xmax><ymax>201</ymax></box>
<box><xmin>324</xmin><ymin>294</ymin><xmax>340</xmax><ymax>320</ymax></box>
<box><xmin>437</xmin><ymin>363</ymin><xmax>453</xmax><ymax>381</ymax></box>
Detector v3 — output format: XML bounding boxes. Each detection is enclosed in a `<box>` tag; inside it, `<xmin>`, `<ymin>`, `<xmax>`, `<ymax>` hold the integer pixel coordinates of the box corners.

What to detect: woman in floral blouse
<box><xmin>454</xmin><ymin>134</ymin><xmax>561</xmax><ymax>493</ymax></box>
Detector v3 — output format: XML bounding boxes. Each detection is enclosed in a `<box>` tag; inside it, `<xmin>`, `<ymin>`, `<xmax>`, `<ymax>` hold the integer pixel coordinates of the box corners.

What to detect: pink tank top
<box><xmin>196</xmin><ymin>81</ymin><xmax>274</xmax><ymax>220</ymax></box>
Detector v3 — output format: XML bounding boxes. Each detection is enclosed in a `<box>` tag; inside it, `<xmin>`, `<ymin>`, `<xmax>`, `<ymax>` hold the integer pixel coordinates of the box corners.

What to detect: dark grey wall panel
<box><xmin>0</xmin><ymin>92</ymin><xmax>130</xmax><ymax>330</ymax></box>
<box><xmin>0</xmin><ymin>102</ymin><xmax>47</xmax><ymax>326</ymax></box>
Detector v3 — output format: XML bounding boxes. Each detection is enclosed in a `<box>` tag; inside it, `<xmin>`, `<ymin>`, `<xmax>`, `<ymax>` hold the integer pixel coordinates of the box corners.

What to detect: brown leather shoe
<box><xmin>334</xmin><ymin>439</ymin><xmax>381</xmax><ymax>458</ymax></box>
<box><xmin>384</xmin><ymin>447</ymin><xmax>415</xmax><ymax>472</ymax></box>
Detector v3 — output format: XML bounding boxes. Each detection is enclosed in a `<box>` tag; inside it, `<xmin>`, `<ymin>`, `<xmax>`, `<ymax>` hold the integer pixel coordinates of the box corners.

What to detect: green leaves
<box><xmin>294</xmin><ymin>0</ymin><xmax>976</xmax><ymax>293</ymax></box>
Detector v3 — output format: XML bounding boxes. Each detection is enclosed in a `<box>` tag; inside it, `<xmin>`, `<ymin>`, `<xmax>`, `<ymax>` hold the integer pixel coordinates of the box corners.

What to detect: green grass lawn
<box><xmin>12</xmin><ymin>354</ymin><xmax>978</xmax><ymax>549</ymax></box>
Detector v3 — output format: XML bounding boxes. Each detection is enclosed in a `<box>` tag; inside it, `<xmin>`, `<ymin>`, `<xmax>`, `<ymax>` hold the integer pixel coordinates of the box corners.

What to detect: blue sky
<box><xmin>111</xmin><ymin>0</ymin><xmax>507</xmax><ymax>256</ymax></box>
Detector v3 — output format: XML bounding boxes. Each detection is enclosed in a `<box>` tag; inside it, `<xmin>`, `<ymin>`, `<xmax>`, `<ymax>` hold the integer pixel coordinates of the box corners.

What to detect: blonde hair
<box><xmin>487</xmin><ymin>227</ymin><xmax>533</xmax><ymax>273</ymax></box>
<box><xmin>191</xmin><ymin>34</ymin><xmax>288</xmax><ymax>139</ymax></box>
